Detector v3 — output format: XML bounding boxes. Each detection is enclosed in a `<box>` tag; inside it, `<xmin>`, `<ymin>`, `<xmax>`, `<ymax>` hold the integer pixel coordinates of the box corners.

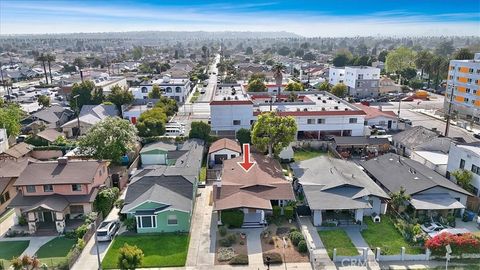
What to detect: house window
<box><xmin>233</xmin><ymin>120</ymin><xmax>241</xmax><ymax>125</ymax></box>
<box><xmin>141</xmin><ymin>87</ymin><xmax>148</xmax><ymax>93</ymax></box>
<box><xmin>307</xmin><ymin>119</ymin><xmax>315</xmax><ymax>124</ymax></box>
<box><xmin>43</xmin><ymin>185</ymin><xmax>53</xmax><ymax>192</ymax></box>
<box><xmin>349</xmin><ymin>118</ymin><xmax>357</xmax><ymax>124</ymax></box>
<box><xmin>317</xmin><ymin>119</ymin><xmax>325</xmax><ymax>124</ymax></box>
<box><xmin>70</xmin><ymin>205</ymin><xmax>84</xmax><ymax>214</ymax></box>
<box><xmin>136</xmin><ymin>215</ymin><xmax>157</xmax><ymax>228</ymax></box>
<box><xmin>472</xmin><ymin>164</ymin><xmax>480</xmax><ymax>176</ymax></box>
<box><xmin>175</xmin><ymin>87</ymin><xmax>182</xmax><ymax>93</ymax></box>
<box><xmin>231</xmin><ymin>154</ymin><xmax>236</xmax><ymax>158</ymax></box>
<box><xmin>72</xmin><ymin>184</ymin><xmax>82</xmax><ymax>192</ymax></box>
<box><xmin>167</xmin><ymin>215</ymin><xmax>178</xmax><ymax>225</ymax></box>
<box><xmin>26</xmin><ymin>185</ymin><xmax>36</xmax><ymax>193</ymax></box>
<box><xmin>460</xmin><ymin>159</ymin><xmax>465</xmax><ymax>169</ymax></box>
<box><xmin>166</xmin><ymin>87</ymin><xmax>172</xmax><ymax>93</ymax></box>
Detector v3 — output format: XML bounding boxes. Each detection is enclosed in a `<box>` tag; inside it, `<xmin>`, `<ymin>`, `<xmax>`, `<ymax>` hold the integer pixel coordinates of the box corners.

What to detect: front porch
<box><xmin>313</xmin><ymin>209</ymin><xmax>365</xmax><ymax>227</ymax></box>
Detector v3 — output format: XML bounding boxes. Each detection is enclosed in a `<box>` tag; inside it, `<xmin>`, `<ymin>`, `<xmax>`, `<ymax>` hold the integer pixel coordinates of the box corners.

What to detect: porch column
<box><xmin>55</xmin><ymin>212</ymin><xmax>65</xmax><ymax>233</ymax></box>
<box><xmin>355</xmin><ymin>209</ymin><xmax>364</xmax><ymax>223</ymax></box>
<box><xmin>313</xmin><ymin>210</ymin><xmax>322</xmax><ymax>226</ymax></box>
<box><xmin>217</xmin><ymin>211</ymin><xmax>222</xmax><ymax>225</ymax></box>
<box><xmin>27</xmin><ymin>212</ymin><xmax>36</xmax><ymax>233</ymax></box>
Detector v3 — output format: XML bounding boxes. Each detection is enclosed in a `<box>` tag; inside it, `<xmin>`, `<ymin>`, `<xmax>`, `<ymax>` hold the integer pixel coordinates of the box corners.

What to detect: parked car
<box><xmin>474</xmin><ymin>133</ymin><xmax>480</xmax><ymax>139</ymax></box>
<box><xmin>200</xmin><ymin>88</ymin><xmax>206</xmax><ymax>94</ymax></box>
<box><xmin>429</xmin><ymin>228</ymin><xmax>469</xmax><ymax>238</ymax></box>
<box><xmin>421</xmin><ymin>222</ymin><xmax>446</xmax><ymax>233</ymax></box>
<box><xmin>96</xmin><ymin>220</ymin><xmax>120</xmax><ymax>241</ymax></box>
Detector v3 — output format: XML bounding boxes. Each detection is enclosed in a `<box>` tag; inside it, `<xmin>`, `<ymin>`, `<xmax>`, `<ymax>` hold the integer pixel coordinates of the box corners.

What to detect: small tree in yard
<box><xmin>118</xmin><ymin>243</ymin><xmax>144</xmax><ymax>270</ymax></box>
<box><xmin>78</xmin><ymin>117</ymin><xmax>137</xmax><ymax>164</ymax></box>
<box><xmin>389</xmin><ymin>186</ymin><xmax>410</xmax><ymax>213</ymax></box>
<box><xmin>94</xmin><ymin>187</ymin><xmax>120</xmax><ymax>217</ymax></box>
<box><xmin>252</xmin><ymin>112</ymin><xmax>297</xmax><ymax>157</ymax></box>
<box><xmin>148</xmin><ymin>84</ymin><xmax>161</xmax><ymax>99</ymax></box>
<box><xmin>189</xmin><ymin>121</ymin><xmax>211</xmax><ymax>141</ymax></box>
<box><xmin>107</xmin><ymin>84</ymin><xmax>134</xmax><ymax>111</ymax></box>
<box><xmin>331</xmin><ymin>83</ymin><xmax>347</xmax><ymax>98</ymax></box>
<box><xmin>451</xmin><ymin>169</ymin><xmax>473</xmax><ymax>192</ymax></box>
<box><xmin>136</xmin><ymin>107</ymin><xmax>167</xmax><ymax>137</ymax></box>
<box><xmin>247</xmin><ymin>79</ymin><xmax>267</xmax><ymax>92</ymax></box>
<box><xmin>236</xmin><ymin>128</ymin><xmax>251</xmax><ymax>145</ymax></box>
<box><xmin>37</xmin><ymin>95</ymin><xmax>50</xmax><ymax>107</ymax></box>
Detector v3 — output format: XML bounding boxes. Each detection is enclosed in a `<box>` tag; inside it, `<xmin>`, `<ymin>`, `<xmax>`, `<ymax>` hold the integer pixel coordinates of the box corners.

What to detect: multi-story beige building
<box><xmin>444</xmin><ymin>53</ymin><xmax>480</xmax><ymax>123</ymax></box>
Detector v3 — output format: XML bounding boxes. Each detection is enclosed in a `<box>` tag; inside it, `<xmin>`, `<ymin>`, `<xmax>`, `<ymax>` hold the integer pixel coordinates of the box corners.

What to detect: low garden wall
<box><xmin>375</xmin><ymin>247</ymin><xmax>431</xmax><ymax>262</ymax></box>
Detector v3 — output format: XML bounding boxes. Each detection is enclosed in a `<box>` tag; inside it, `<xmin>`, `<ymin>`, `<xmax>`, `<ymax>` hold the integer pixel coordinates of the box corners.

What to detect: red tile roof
<box><xmin>209</xmin><ymin>138</ymin><xmax>242</xmax><ymax>154</ymax></box>
<box><xmin>354</xmin><ymin>103</ymin><xmax>397</xmax><ymax>120</ymax></box>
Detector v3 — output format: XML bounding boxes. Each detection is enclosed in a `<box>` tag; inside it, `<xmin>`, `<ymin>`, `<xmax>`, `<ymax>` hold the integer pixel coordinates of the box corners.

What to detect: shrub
<box><xmin>226</xmin><ymin>233</ymin><xmax>237</xmax><ymax>244</ymax></box>
<box><xmin>263</xmin><ymin>252</ymin><xmax>282</xmax><ymax>264</ymax></box>
<box><xmin>297</xmin><ymin>240</ymin><xmax>308</xmax><ymax>253</ymax></box>
<box><xmin>123</xmin><ymin>217</ymin><xmax>137</xmax><ymax>232</ymax></box>
<box><xmin>114</xmin><ymin>199</ymin><xmax>125</xmax><ymax>209</ymax></box>
<box><xmin>219</xmin><ymin>238</ymin><xmax>233</xmax><ymax>247</ymax></box>
<box><xmin>268</xmin><ymin>237</ymin><xmax>275</xmax><ymax>245</ymax></box>
<box><xmin>289</xmin><ymin>231</ymin><xmax>304</xmax><ymax>246</ymax></box>
<box><xmin>426</xmin><ymin>232</ymin><xmax>480</xmax><ymax>255</ymax></box>
<box><xmin>75</xmin><ymin>224</ymin><xmax>90</xmax><ymax>239</ymax></box>
<box><xmin>272</xmin><ymin>206</ymin><xmax>281</xmax><ymax>217</ymax></box>
<box><xmin>219</xmin><ymin>226</ymin><xmax>227</xmax><ymax>237</ymax></box>
<box><xmin>75</xmin><ymin>238</ymin><xmax>86</xmax><ymax>251</ymax></box>
<box><xmin>222</xmin><ymin>210</ymin><xmax>244</xmax><ymax>228</ymax></box>
<box><xmin>117</xmin><ymin>243</ymin><xmax>144</xmax><ymax>270</ymax></box>
<box><xmin>18</xmin><ymin>215</ymin><xmax>27</xmax><ymax>226</ymax></box>
<box><xmin>229</xmin><ymin>254</ymin><xmax>248</xmax><ymax>265</ymax></box>
<box><xmin>94</xmin><ymin>187</ymin><xmax>120</xmax><ymax>217</ymax></box>
<box><xmin>284</xmin><ymin>206</ymin><xmax>294</xmax><ymax>220</ymax></box>
<box><xmin>217</xmin><ymin>247</ymin><xmax>234</xmax><ymax>261</ymax></box>
<box><xmin>290</xmin><ymin>227</ymin><xmax>299</xmax><ymax>233</ymax></box>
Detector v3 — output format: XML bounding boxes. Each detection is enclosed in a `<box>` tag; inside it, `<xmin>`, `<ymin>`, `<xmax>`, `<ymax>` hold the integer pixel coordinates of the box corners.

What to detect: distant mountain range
<box><xmin>0</xmin><ymin>31</ymin><xmax>302</xmax><ymax>40</ymax></box>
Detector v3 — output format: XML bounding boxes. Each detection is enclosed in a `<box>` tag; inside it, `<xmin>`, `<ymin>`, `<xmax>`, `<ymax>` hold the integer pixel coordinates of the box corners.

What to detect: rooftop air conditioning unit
<box><xmin>322</xmin><ymin>100</ymin><xmax>327</xmax><ymax>103</ymax></box>
<box><xmin>303</xmin><ymin>108</ymin><xmax>308</xmax><ymax>111</ymax></box>
<box><xmin>334</xmin><ymin>106</ymin><xmax>338</xmax><ymax>110</ymax></box>
<box><xmin>321</xmin><ymin>107</ymin><xmax>326</xmax><ymax>111</ymax></box>
<box><xmin>328</xmin><ymin>97</ymin><xmax>333</xmax><ymax>100</ymax></box>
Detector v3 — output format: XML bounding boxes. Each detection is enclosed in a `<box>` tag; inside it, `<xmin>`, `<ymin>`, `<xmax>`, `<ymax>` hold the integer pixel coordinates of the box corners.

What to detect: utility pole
<box><xmin>444</xmin><ymin>66</ymin><xmax>457</xmax><ymax>137</ymax></box>
<box><xmin>73</xmin><ymin>95</ymin><xmax>81</xmax><ymax>137</ymax></box>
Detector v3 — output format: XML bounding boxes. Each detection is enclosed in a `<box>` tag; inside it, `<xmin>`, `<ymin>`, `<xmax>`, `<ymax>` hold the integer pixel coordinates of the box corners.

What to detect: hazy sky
<box><xmin>1</xmin><ymin>0</ymin><xmax>479</xmax><ymax>36</ymax></box>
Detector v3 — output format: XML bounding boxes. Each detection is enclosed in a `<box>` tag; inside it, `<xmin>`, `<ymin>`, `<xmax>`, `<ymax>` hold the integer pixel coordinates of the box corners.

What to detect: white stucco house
<box><xmin>208</xmin><ymin>138</ymin><xmax>242</xmax><ymax>166</ymax></box>
<box><xmin>447</xmin><ymin>142</ymin><xmax>480</xmax><ymax>197</ymax></box>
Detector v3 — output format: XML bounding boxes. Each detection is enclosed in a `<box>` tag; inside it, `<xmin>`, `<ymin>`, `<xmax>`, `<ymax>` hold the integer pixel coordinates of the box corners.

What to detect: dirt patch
<box><xmin>261</xmin><ymin>223</ymin><xmax>309</xmax><ymax>263</ymax></box>
<box><xmin>214</xmin><ymin>231</ymin><xmax>248</xmax><ymax>265</ymax></box>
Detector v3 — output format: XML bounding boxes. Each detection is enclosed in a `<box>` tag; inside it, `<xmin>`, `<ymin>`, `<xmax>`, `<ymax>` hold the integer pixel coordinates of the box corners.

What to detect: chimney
<box><xmin>57</xmin><ymin>157</ymin><xmax>68</xmax><ymax>165</ymax></box>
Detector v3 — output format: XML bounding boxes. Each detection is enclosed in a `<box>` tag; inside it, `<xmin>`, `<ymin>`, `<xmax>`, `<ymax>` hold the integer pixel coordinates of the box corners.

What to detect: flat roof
<box><xmin>212</xmin><ymin>85</ymin><xmax>249</xmax><ymax>101</ymax></box>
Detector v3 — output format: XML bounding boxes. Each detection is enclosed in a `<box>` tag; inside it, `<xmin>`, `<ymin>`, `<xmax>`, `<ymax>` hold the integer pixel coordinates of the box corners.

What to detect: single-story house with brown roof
<box><xmin>208</xmin><ymin>138</ymin><xmax>242</xmax><ymax>166</ymax></box>
<box><xmin>213</xmin><ymin>153</ymin><xmax>295</xmax><ymax>228</ymax></box>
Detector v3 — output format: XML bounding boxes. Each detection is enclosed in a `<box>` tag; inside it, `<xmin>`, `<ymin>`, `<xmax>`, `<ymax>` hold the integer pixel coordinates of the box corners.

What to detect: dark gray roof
<box><xmin>360</xmin><ymin>153</ymin><xmax>471</xmax><ymax>196</ymax></box>
<box><xmin>31</xmin><ymin>105</ymin><xmax>72</xmax><ymax>124</ymax></box>
<box><xmin>122</xmin><ymin>184</ymin><xmax>192</xmax><ymax>213</ymax></box>
<box><xmin>334</xmin><ymin>136</ymin><xmax>390</xmax><ymax>146</ymax></box>
<box><xmin>292</xmin><ymin>156</ymin><xmax>389</xmax><ymax>210</ymax></box>
<box><xmin>415</xmin><ymin>137</ymin><xmax>453</xmax><ymax>154</ymax></box>
<box><xmin>79</xmin><ymin>104</ymin><xmax>118</xmax><ymax>118</ymax></box>
<box><xmin>392</xmin><ymin>126</ymin><xmax>439</xmax><ymax>150</ymax></box>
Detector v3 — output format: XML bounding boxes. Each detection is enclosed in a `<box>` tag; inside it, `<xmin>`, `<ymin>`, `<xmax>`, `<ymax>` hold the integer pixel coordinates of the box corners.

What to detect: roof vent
<box><xmin>321</xmin><ymin>107</ymin><xmax>326</xmax><ymax>111</ymax></box>
<box><xmin>303</xmin><ymin>108</ymin><xmax>308</xmax><ymax>111</ymax></box>
<box><xmin>334</xmin><ymin>106</ymin><xmax>338</xmax><ymax>110</ymax></box>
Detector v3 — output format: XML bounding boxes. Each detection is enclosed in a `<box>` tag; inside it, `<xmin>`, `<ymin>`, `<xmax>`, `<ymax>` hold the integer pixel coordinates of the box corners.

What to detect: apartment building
<box><xmin>444</xmin><ymin>53</ymin><xmax>480</xmax><ymax>122</ymax></box>
<box><xmin>328</xmin><ymin>67</ymin><xmax>345</xmax><ymax>85</ymax></box>
<box><xmin>133</xmin><ymin>74</ymin><xmax>191</xmax><ymax>103</ymax></box>
<box><xmin>329</xmin><ymin>66</ymin><xmax>380</xmax><ymax>98</ymax></box>
<box><xmin>446</xmin><ymin>141</ymin><xmax>480</xmax><ymax>197</ymax></box>
<box><xmin>210</xmin><ymin>86</ymin><xmax>366</xmax><ymax>140</ymax></box>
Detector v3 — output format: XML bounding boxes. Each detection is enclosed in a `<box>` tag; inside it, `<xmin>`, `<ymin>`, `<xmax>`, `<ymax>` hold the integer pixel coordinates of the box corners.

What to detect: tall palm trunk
<box><xmin>48</xmin><ymin>60</ymin><xmax>53</xmax><ymax>84</ymax></box>
<box><xmin>42</xmin><ymin>60</ymin><xmax>48</xmax><ymax>84</ymax></box>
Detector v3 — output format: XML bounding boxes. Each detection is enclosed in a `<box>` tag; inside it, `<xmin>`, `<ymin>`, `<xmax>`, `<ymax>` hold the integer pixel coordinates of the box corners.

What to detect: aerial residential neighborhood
<box><xmin>0</xmin><ymin>1</ymin><xmax>479</xmax><ymax>270</ymax></box>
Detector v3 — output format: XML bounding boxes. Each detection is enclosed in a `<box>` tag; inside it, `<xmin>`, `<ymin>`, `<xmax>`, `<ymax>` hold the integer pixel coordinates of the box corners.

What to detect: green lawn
<box><xmin>293</xmin><ymin>148</ymin><xmax>326</xmax><ymax>162</ymax></box>
<box><xmin>0</xmin><ymin>241</ymin><xmax>30</xmax><ymax>260</ymax></box>
<box><xmin>190</xmin><ymin>91</ymin><xmax>200</xmax><ymax>103</ymax></box>
<box><xmin>199</xmin><ymin>153</ymin><xmax>207</xmax><ymax>182</ymax></box>
<box><xmin>36</xmin><ymin>237</ymin><xmax>77</xmax><ymax>266</ymax></box>
<box><xmin>361</xmin><ymin>217</ymin><xmax>423</xmax><ymax>255</ymax></box>
<box><xmin>318</xmin><ymin>230</ymin><xmax>358</xmax><ymax>258</ymax></box>
<box><xmin>102</xmin><ymin>234</ymin><xmax>189</xmax><ymax>269</ymax></box>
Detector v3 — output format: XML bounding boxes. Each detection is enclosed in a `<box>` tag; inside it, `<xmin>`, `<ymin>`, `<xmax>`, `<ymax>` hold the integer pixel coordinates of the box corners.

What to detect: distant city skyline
<box><xmin>1</xmin><ymin>0</ymin><xmax>479</xmax><ymax>37</ymax></box>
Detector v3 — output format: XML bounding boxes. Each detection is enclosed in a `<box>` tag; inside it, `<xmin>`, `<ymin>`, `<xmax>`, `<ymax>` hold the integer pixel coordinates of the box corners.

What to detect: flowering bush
<box><xmin>425</xmin><ymin>232</ymin><xmax>480</xmax><ymax>255</ymax></box>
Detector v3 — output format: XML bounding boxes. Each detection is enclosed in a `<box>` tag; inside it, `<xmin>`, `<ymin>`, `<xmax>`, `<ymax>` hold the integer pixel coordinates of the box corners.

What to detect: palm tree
<box><xmin>430</xmin><ymin>55</ymin><xmax>448</xmax><ymax>90</ymax></box>
<box><xmin>36</xmin><ymin>53</ymin><xmax>49</xmax><ymax>84</ymax></box>
<box><xmin>414</xmin><ymin>50</ymin><xmax>433</xmax><ymax>81</ymax></box>
<box><xmin>389</xmin><ymin>186</ymin><xmax>410</xmax><ymax>213</ymax></box>
<box><xmin>272</xmin><ymin>63</ymin><xmax>285</xmax><ymax>94</ymax></box>
<box><xmin>46</xmin><ymin>53</ymin><xmax>56</xmax><ymax>84</ymax></box>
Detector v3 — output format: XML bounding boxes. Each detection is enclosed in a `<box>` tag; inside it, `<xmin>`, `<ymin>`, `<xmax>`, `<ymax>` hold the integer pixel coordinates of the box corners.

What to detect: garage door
<box><xmin>214</xmin><ymin>154</ymin><xmax>228</xmax><ymax>164</ymax></box>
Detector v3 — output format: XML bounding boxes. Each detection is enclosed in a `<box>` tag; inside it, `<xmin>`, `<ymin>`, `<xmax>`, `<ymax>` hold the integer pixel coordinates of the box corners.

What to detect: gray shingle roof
<box><xmin>122</xmin><ymin>184</ymin><xmax>192</xmax><ymax>213</ymax></box>
<box><xmin>292</xmin><ymin>156</ymin><xmax>389</xmax><ymax>210</ymax></box>
<box><xmin>415</xmin><ymin>137</ymin><xmax>453</xmax><ymax>154</ymax></box>
<box><xmin>392</xmin><ymin>126</ymin><xmax>439</xmax><ymax>150</ymax></box>
<box><xmin>360</xmin><ymin>153</ymin><xmax>471</xmax><ymax>196</ymax></box>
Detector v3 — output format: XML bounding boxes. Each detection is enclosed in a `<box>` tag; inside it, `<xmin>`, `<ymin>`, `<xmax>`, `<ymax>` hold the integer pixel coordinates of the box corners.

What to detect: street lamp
<box><xmin>73</xmin><ymin>94</ymin><xmax>81</xmax><ymax>138</ymax></box>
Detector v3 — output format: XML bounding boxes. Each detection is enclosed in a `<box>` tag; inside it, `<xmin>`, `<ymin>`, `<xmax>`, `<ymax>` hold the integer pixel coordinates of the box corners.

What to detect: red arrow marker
<box><xmin>238</xmin><ymin>143</ymin><xmax>256</xmax><ymax>172</ymax></box>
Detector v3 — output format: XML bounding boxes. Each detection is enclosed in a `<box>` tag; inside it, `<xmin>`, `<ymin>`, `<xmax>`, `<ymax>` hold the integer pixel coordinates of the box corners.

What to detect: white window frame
<box><xmin>136</xmin><ymin>215</ymin><xmax>157</xmax><ymax>229</ymax></box>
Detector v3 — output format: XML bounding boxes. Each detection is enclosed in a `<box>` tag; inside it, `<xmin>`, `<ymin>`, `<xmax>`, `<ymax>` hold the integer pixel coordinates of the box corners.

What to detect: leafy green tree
<box><xmin>317</xmin><ymin>81</ymin><xmax>331</xmax><ymax>91</ymax></box>
<box><xmin>389</xmin><ymin>186</ymin><xmax>410</xmax><ymax>212</ymax></box>
<box><xmin>277</xmin><ymin>46</ymin><xmax>291</xmax><ymax>56</ymax></box>
<box><xmin>118</xmin><ymin>243</ymin><xmax>144</xmax><ymax>270</ymax></box>
<box><xmin>94</xmin><ymin>187</ymin><xmax>120</xmax><ymax>217</ymax></box>
<box><xmin>429</xmin><ymin>55</ymin><xmax>448</xmax><ymax>90</ymax></box>
<box><xmin>70</xmin><ymin>80</ymin><xmax>95</xmax><ymax>112</ymax></box>
<box><xmin>331</xmin><ymin>83</ymin><xmax>347</xmax><ymax>98</ymax></box>
<box><xmin>333</xmin><ymin>50</ymin><xmax>352</xmax><ymax>67</ymax></box>
<box><xmin>91</xmin><ymin>87</ymin><xmax>105</xmax><ymax>104</ymax></box>
<box><xmin>451</xmin><ymin>169</ymin><xmax>473</xmax><ymax>192</ymax></box>
<box><xmin>385</xmin><ymin>47</ymin><xmax>416</xmax><ymax>75</ymax></box>
<box><xmin>435</xmin><ymin>40</ymin><xmax>455</xmax><ymax>56</ymax></box>
<box><xmin>252</xmin><ymin>112</ymin><xmax>297</xmax><ymax>157</ymax></box>
<box><xmin>155</xmin><ymin>96</ymin><xmax>178</xmax><ymax>117</ymax></box>
<box><xmin>285</xmin><ymin>82</ymin><xmax>304</xmax><ymax>91</ymax></box>
<box><xmin>78</xmin><ymin>117</ymin><xmax>137</xmax><ymax>163</ymax></box>
<box><xmin>236</xmin><ymin>128</ymin><xmax>251</xmax><ymax>145</ymax></box>
<box><xmin>399</xmin><ymin>67</ymin><xmax>418</xmax><ymax>83</ymax></box>
<box><xmin>453</xmin><ymin>48</ymin><xmax>474</xmax><ymax>60</ymax></box>
<box><xmin>136</xmin><ymin>108</ymin><xmax>167</xmax><ymax>137</ymax></box>
<box><xmin>107</xmin><ymin>85</ymin><xmax>134</xmax><ymax>111</ymax></box>
<box><xmin>132</xmin><ymin>46</ymin><xmax>143</xmax><ymax>60</ymax></box>
<box><xmin>248</xmin><ymin>73</ymin><xmax>266</xmax><ymax>83</ymax></box>
<box><xmin>294</xmin><ymin>49</ymin><xmax>304</xmax><ymax>58</ymax></box>
<box><xmin>302</xmin><ymin>52</ymin><xmax>316</xmax><ymax>61</ymax></box>
<box><xmin>148</xmin><ymin>85</ymin><xmax>162</xmax><ymax>99</ymax></box>
<box><xmin>247</xmin><ymin>79</ymin><xmax>267</xmax><ymax>92</ymax></box>
<box><xmin>189</xmin><ymin>121</ymin><xmax>211</xmax><ymax>141</ymax></box>
<box><xmin>73</xmin><ymin>57</ymin><xmax>86</xmax><ymax>69</ymax></box>
<box><xmin>409</xmin><ymin>79</ymin><xmax>423</xmax><ymax>90</ymax></box>
<box><xmin>415</xmin><ymin>50</ymin><xmax>434</xmax><ymax>79</ymax></box>
<box><xmin>377</xmin><ymin>50</ymin><xmax>389</xmax><ymax>62</ymax></box>
<box><xmin>37</xmin><ymin>95</ymin><xmax>50</xmax><ymax>107</ymax></box>
<box><xmin>245</xmin><ymin>47</ymin><xmax>253</xmax><ymax>55</ymax></box>
<box><xmin>0</xmin><ymin>103</ymin><xmax>23</xmax><ymax>137</ymax></box>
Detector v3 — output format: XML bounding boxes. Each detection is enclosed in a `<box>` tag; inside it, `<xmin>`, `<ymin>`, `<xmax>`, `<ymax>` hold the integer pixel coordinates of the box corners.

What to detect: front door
<box><xmin>43</xmin><ymin>211</ymin><xmax>53</xmax><ymax>223</ymax></box>
<box><xmin>387</xmin><ymin>120</ymin><xmax>392</xmax><ymax>129</ymax></box>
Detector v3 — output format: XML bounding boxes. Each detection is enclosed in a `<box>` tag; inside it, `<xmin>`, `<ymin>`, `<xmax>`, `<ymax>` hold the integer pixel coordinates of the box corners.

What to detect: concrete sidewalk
<box><xmin>298</xmin><ymin>216</ymin><xmax>336</xmax><ymax>270</ymax></box>
<box><xmin>186</xmin><ymin>185</ymin><xmax>216</xmax><ymax>267</ymax></box>
<box><xmin>245</xmin><ymin>228</ymin><xmax>264</xmax><ymax>267</ymax></box>
<box><xmin>344</xmin><ymin>227</ymin><xmax>380</xmax><ymax>270</ymax></box>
